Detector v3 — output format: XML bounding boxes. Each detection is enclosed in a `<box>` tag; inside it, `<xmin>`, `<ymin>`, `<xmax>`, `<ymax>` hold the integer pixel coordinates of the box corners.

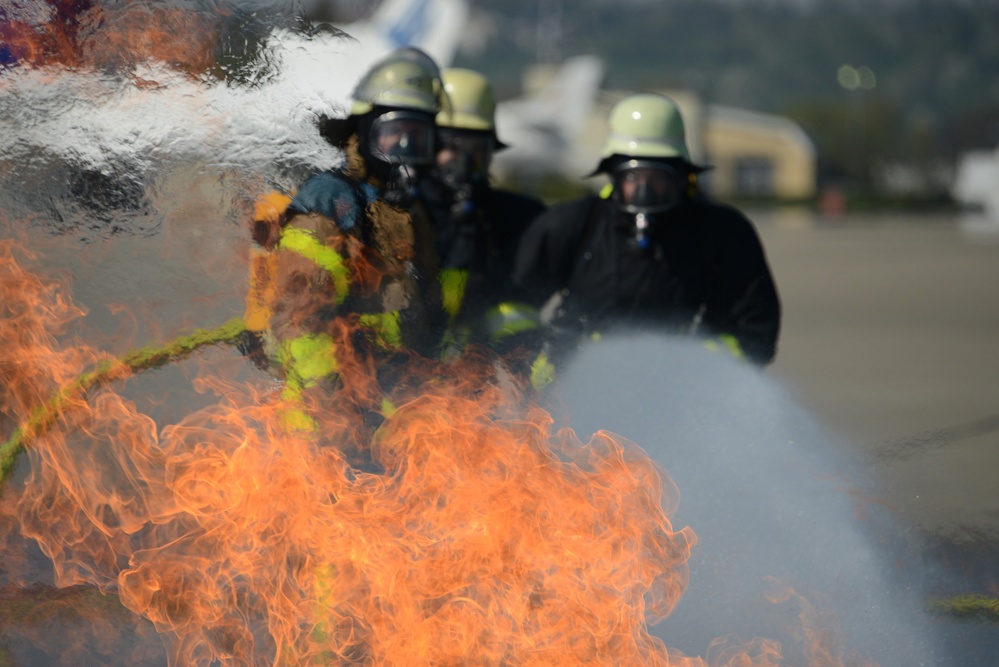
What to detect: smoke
<box><xmin>546</xmin><ymin>331</ymin><xmax>988</xmax><ymax>667</ymax></box>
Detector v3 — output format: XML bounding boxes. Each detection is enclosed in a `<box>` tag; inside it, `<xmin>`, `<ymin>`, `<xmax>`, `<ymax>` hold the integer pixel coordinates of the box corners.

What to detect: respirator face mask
<box><xmin>435</xmin><ymin>128</ymin><xmax>494</xmax><ymax>192</ymax></box>
<box><xmin>368</xmin><ymin>111</ymin><xmax>435</xmax><ymax>166</ymax></box>
<box><xmin>611</xmin><ymin>159</ymin><xmax>685</xmax><ymax>251</ymax></box>
<box><xmin>367</xmin><ymin>111</ymin><xmax>436</xmax><ymax>204</ymax></box>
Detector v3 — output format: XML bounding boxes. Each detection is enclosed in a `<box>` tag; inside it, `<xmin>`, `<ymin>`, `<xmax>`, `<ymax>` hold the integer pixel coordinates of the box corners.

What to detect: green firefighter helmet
<box><xmin>437</xmin><ymin>68</ymin><xmax>496</xmax><ymax>132</ymax></box>
<box><xmin>599</xmin><ymin>93</ymin><xmax>691</xmax><ymax>162</ymax></box>
<box><xmin>437</xmin><ymin>68</ymin><xmax>509</xmax><ymax>149</ymax></box>
<box><xmin>349</xmin><ymin>47</ymin><xmax>448</xmax><ymax>117</ymax></box>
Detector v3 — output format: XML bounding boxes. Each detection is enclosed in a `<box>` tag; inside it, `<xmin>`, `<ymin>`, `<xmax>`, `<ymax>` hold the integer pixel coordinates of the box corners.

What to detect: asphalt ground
<box><xmin>753</xmin><ymin>207</ymin><xmax>999</xmax><ymax>545</ymax></box>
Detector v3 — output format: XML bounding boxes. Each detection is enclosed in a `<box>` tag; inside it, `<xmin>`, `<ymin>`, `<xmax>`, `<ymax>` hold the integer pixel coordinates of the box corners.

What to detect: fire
<box><xmin>80</xmin><ymin>4</ymin><xmax>220</xmax><ymax>76</ymax></box>
<box><xmin>2</xmin><ymin>239</ymin><xmax>700</xmax><ymax>665</ymax></box>
<box><xmin>0</xmin><ymin>0</ymin><xmax>83</xmax><ymax>69</ymax></box>
<box><xmin>0</xmin><ymin>240</ymin><xmax>99</xmax><ymax>441</ymax></box>
<box><xmin>0</xmin><ymin>224</ymin><xmax>882</xmax><ymax>666</ymax></box>
<box><xmin>1</xmin><ymin>1</ymin><xmax>221</xmax><ymax>76</ymax></box>
<box><xmin>764</xmin><ymin>580</ymin><xmax>879</xmax><ymax>667</ymax></box>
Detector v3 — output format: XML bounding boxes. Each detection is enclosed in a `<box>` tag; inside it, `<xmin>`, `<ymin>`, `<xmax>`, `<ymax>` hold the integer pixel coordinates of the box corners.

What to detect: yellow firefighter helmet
<box><xmin>599</xmin><ymin>93</ymin><xmax>692</xmax><ymax>162</ymax></box>
<box><xmin>349</xmin><ymin>47</ymin><xmax>448</xmax><ymax>117</ymax></box>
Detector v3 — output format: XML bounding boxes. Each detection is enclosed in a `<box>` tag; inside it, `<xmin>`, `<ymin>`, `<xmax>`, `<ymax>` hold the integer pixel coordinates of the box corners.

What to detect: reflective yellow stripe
<box><xmin>277</xmin><ymin>333</ymin><xmax>337</xmax><ymax>433</ymax></box>
<box><xmin>359</xmin><ymin>311</ymin><xmax>403</xmax><ymax>349</ymax></box>
<box><xmin>438</xmin><ymin>268</ymin><xmax>468</xmax><ymax>320</ymax></box>
<box><xmin>279</xmin><ymin>400</ymin><xmax>318</xmax><ymax>433</ymax></box>
<box><xmin>485</xmin><ymin>302</ymin><xmax>540</xmax><ymax>341</ymax></box>
<box><xmin>279</xmin><ymin>380</ymin><xmax>318</xmax><ymax>432</ymax></box>
<box><xmin>718</xmin><ymin>334</ymin><xmax>744</xmax><ymax>358</ymax></box>
<box><xmin>702</xmin><ymin>334</ymin><xmax>745</xmax><ymax>360</ymax></box>
<box><xmin>311</xmin><ymin>562</ymin><xmax>338</xmax><ymax>652</ymax></box>
<box><xmin>380</xmin><ymin>397</ymin><xmax>397</xmax><ymax>417</ymax></box>
<box><xmin>599</xmin><ymin>183</ymin><xmax>613</xmax><ymax>199</ymax></box>
<box><xmin>278</xmin><ymin>333</ymin><xmax>338</xmax><ymax>386</ymax></box>
<box><xmin>279</xmin><ymin>227</ymin><xmax>350</xmax><ymax>305</ymax></box>
<box><xmin>530</xmin><ymin>351</ymin><xmax>556</xmax><ymax>391</ymax></box>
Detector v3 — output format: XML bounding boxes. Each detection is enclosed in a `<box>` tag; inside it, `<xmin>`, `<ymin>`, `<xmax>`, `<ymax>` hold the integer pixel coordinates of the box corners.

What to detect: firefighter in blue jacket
<box><xmin>244</xmin><ymin>48</ymin><xmax>450</xmax><ymax>432</ymax></box>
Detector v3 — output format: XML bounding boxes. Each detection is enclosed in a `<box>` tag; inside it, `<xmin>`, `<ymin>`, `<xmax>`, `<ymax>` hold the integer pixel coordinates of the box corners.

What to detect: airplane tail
<box><xmin>539</xmin><ymin>55</ymin><xmax>606</xmax><ymax>145</ymax></box>
<box><xmin>492</xmin><ymin>55</ymin><xmax>607</xmax><ymax>181</ymax></box>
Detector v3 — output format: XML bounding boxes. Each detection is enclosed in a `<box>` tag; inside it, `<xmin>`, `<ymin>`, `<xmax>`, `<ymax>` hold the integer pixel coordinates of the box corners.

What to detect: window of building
<box><xmin>734</xmin><ymin>157</ymin><xmax>775</xmax><ymax>196</ymax></box>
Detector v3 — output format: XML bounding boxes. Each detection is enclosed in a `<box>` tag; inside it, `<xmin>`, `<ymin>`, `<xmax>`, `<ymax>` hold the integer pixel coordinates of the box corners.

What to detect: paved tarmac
<box><xmin>753</xmin><ymin>207</ymin><xmax>999</xmax><ymax>544</ymax></box>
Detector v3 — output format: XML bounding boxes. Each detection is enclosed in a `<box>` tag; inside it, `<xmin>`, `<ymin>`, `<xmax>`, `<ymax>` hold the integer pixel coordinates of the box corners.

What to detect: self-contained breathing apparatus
<box><xmin>431</xmin><ymin>68</ymin><xmax>505</xmax><ymax>224</ymax></box>
<box><xmin>609</xmin><ymin>158</ymin><xmax>688</xmax><ymax>252</ymax></box>
<box><xmin>358</xmin><ymin>108</ymin><xmax>436</xmax><ymax>206</ymax></box>
<box><xmin>593</xmin><ymin>93</ymin><xmax>706</xmax><ymax>254</ymax></box>
<box><xmin>319</xmin><ymin>47</ymin><xmax>451</xmax><ymax>206</ymax></box>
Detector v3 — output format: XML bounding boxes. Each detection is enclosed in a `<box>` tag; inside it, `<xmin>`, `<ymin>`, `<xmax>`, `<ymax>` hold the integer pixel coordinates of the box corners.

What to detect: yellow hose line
<box><xmin>927</xmin><ymin>593</ymin><xmax>999</xmax><ymax>622</ymax></box>
<box><xmin>0</xmin><ymin>317</ymin><xmax>248</xmax><ymax>486</ymax></box>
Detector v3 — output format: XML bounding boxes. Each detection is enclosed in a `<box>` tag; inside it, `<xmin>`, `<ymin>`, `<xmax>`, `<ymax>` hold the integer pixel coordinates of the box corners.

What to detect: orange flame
<box><xmin>76</xmin><ymin>4</ymin><xmax>220</xmax><ymax>76</ymax></box>
<box><xmin>0</xmin><ymin>239</ymin><xmax>100</xmax><ymax>427</ymax></box>
<box><xmin>1</xmin><ymin>239</ymin><xmax>697</xmax><ymax>665</ymax></box>
<box><xmin>765</xmin><ymin>579</ymin><xmax>879</xmax><ymax>667</ymax></box>
<box><xmin>1</xmin><ymin>1</ymin><xmax>222</xmax><ymax>76</ymax></box>
<box><xmin>1</xmin><ymin>236</ymin><xmax>879</xmax><ymax>666</ymax></box>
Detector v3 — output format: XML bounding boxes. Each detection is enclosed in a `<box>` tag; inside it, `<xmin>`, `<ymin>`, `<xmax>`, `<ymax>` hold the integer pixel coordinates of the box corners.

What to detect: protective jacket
<box><xmin>512</xmin><ymin>194</ymin><xmax>781</xmax><ymax>365</ymax></box>
<box><xmin>244</xmin><ymin>139</ymin><xmax>445</xmax><ymax>429</ymax></box>
<box><xmin>420</xmin><ymin>178</ymin><xmax>545</xmax><ymax>350</ymax></box>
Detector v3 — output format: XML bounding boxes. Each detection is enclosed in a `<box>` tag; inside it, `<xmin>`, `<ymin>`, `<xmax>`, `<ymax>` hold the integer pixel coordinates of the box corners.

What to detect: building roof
<box><xmin>706</xmin><ymin>104</ymin><xmax>817</xmax><ymax>157</ymax></box>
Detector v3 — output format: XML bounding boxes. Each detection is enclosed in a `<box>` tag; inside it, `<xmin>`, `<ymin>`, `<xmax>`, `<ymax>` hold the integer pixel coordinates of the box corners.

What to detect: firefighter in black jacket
<box><xmin>420</xmin><ymin>68</ymin><xmax>547</xmax><ymax>355</ymax></box>
<box><xmin>513</xmin><ymin>93</ymin><xmax>781</xmax><ymax>369</ymax></box>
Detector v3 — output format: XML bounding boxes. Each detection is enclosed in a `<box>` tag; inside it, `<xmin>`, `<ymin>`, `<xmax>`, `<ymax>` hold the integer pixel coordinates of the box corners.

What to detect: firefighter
<box><xmin>419</xmin><ymin>68</ymin><xmax>546</xmax><ymax>356</ymax></box>
<box><xmin>512</xmin><ymin>92</ymin><xmax>781</xmax><ymax>370</ymax></box>
<box><xmin>243</xmin><ymin>47</ymin><xmax>450</xmax><ymax>433</ymax></box>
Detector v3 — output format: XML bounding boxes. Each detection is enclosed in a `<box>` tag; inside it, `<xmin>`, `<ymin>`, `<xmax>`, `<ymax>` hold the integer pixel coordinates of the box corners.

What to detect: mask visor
<box><xmin>369</xmin><ymin>111</ymin><xmax>435</xmax><ymax>166</ymax></box>
<box><xmin>612</xmin><ymin>160</ymin><xmax>683</xmax><ymax>214</ymax></box>
<box><xmin>437</xmin><ymin>128</ymin><xmax>494</xmax><ymax>189</ymax></box>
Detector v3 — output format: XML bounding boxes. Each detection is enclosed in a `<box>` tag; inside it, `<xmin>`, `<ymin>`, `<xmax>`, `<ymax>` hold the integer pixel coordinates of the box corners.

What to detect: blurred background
<box><xmin>315</xmin><ymin>0</ymin><xmax>999</xmax><ymax>211</ymax></box>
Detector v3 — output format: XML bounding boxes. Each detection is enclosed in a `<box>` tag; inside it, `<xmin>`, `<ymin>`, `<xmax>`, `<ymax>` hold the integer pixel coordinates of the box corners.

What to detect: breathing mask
<box><xmin>365</xmin><ymin>110</ymin><xmax>436</xmax><ymax>205</ymax></box>
<box><xmin>611</xmin><ymin>159</ymin><xmax>685</xmax><ymax>251</ymax></box>
<box><xmin>435</xmin><ymin>128</ymin><xmax>494</xmax><ymax>192</ymax></box>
